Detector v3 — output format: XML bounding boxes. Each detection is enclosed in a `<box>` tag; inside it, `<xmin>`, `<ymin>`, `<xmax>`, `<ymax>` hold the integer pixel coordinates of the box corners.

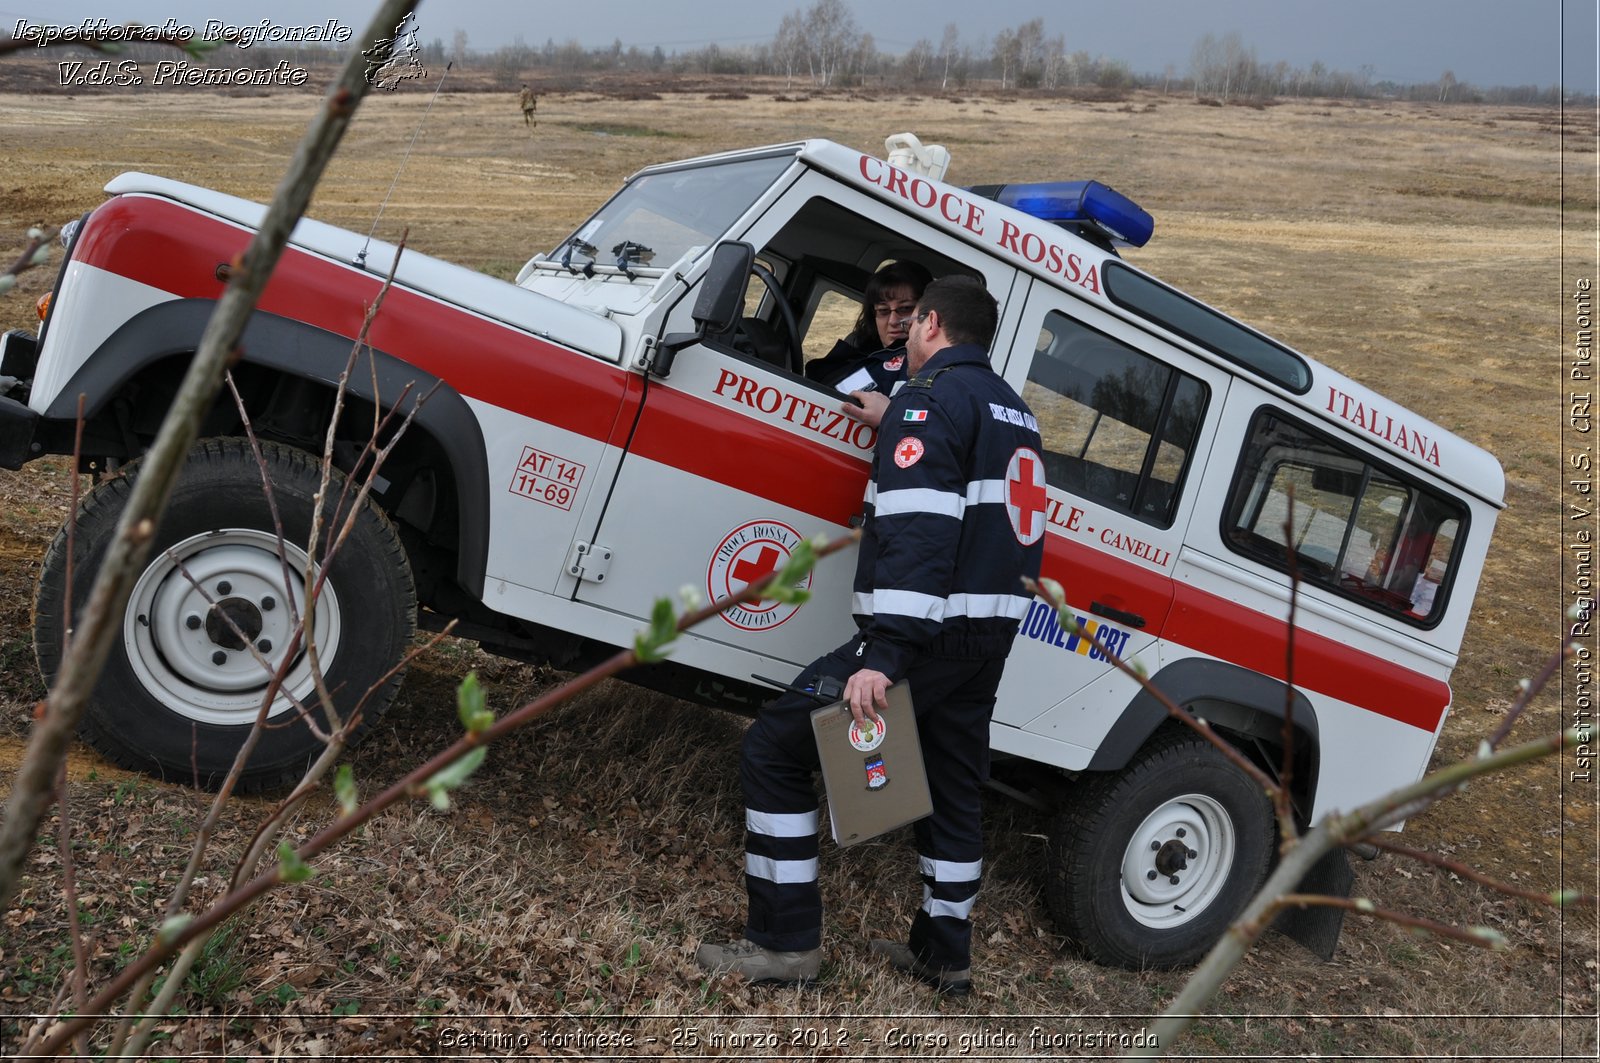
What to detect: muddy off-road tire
<box><xmin>34</xmin><ymin>438</ymin><xmax>415</xmax><ymax>790</ymax></box>
<box><xmin>1046</xmin><ymin>729</ymin><xmax>1274</xmax><ymax>969</ymax></box>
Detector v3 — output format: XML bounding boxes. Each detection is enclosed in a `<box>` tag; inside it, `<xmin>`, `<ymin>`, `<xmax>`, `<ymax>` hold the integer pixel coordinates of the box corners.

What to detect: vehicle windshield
<box><xmin>550</xmin><ymin>152</ymin><xmax>796</xmax><ymax>272</ymax></box>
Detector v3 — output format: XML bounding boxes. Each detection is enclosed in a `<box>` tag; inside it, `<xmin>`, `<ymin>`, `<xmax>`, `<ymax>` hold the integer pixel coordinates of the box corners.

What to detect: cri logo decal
<box><xmin>706</xmin><ymin>519</ymin><xmax>812</xmax><ymax>631</ymax></box>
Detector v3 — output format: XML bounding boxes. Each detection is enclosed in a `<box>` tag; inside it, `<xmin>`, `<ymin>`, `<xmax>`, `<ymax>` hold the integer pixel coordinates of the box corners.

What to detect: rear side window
<box><xmin>1224</xmin><ymin>409</ymin><xmax>1466</xmax><ymax>624</ymax></box>
<box><xmin>1022</xmin><ymin>311</ymin><xmax>1207</xmax><ymax>526</ymax></box>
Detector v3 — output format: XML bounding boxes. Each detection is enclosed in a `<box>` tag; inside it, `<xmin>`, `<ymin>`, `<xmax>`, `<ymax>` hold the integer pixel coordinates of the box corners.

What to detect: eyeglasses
<box><xmin>915</xmin><ymin>309</ymin><xmax>931</xmax><ymax>321</ymax></box>
<box><xmin>874</xmin><ymin>302</ymin><xmax>918</xmax><ymax>319</ymax></box>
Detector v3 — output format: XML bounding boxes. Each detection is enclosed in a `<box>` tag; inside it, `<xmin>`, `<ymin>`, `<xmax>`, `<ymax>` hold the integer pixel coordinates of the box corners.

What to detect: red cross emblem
<box><xmin>894</xmin><ymin>436</ymin><xmax>925</xmax><ymax>468</ymax></box>
<box><xmin>1006</xmin><ymin>448</ymin><xmax>1047</xmax><ymax>545</ymax></box>
<box><xmin>729</xmin><ymin>545</ymin><xmax>781</xmax><ymax>605</ymax></box>
<box><xmin>706</xmin><ymin>520</ymin><xmax>812</xmax><ymax>632</ymax></box>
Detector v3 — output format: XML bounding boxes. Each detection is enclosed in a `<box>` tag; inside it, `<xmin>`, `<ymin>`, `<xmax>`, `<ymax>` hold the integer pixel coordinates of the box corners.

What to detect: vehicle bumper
<box><xmin>0</xmin><ymin>393</ymin><xmax>39</xmax><ymax>469</ymax></box>
<box><xmin>0</xmin><ymin>330</ymin><xmax>40</xmax><ymax>468</ymax></box>
<box><xmin>0</xmin><ymin>328</ymin><xmax>39</xmax><ymax>380</ymax></box>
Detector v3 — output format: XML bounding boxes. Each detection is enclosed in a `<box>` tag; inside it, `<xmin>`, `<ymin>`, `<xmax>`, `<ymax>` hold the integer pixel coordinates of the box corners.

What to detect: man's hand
<box><xmin>843</xmin><ymin>668</ymin><xmax>890</xmax><ymax>727</ymax></box>
<box><xmin>843</xmin><ymin>389</ymin><xmax>890</xmax><ymax>428</ymax></box>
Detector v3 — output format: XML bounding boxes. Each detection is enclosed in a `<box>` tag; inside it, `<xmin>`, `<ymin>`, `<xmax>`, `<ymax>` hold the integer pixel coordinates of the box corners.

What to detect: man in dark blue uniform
<box><xmin>697</xmin><ymin>276</ymin><xmax>1047</xmax><ymax>995</ymax></box>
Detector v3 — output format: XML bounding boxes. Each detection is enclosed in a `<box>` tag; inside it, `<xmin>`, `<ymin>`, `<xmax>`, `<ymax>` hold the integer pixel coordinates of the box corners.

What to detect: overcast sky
<box><xmin>2</xmin><ymin>1</ymin><xmax>1593</xmax><ymax>90</ymax></box>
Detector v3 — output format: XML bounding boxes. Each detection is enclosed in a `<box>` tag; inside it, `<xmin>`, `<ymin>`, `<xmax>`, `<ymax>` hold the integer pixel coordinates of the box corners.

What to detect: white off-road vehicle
<box><xmin>0</xmin><ymin>134</ymin><xmax>1503</xmax><ymax>968</ymax></box>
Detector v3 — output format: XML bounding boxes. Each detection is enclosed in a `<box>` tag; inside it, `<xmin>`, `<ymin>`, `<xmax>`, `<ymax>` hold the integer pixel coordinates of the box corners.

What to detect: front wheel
<box><xmin>34</xmin><ymin>438</ymin><xmax>416</xmax><ymax>790</ymax></box>
<box><xmin>1045</xmin><ymin>728</ymin><xmax>1274</xmax><ymax>969</ymax></box>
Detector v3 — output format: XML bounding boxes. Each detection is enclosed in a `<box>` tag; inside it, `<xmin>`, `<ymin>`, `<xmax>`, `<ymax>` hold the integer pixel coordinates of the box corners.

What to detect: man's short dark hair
<box><xmin>918</xmin><ymin>275</ymin><xmax>998</xmax><ymax>349</ymax></box>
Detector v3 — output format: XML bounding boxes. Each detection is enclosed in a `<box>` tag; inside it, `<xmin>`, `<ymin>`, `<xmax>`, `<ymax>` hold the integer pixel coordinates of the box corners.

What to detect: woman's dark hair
<box><xmin>845</xmin><ymin>260</ymin><xmax>934</xmax><ymax>351</ymax></box>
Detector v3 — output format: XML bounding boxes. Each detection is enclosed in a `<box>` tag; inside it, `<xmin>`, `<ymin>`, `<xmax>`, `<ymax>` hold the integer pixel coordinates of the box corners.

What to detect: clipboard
<box><xmin>809</xmin><ymin>680</ymin><xmax>932</xmax><ymax>846</ymax></box>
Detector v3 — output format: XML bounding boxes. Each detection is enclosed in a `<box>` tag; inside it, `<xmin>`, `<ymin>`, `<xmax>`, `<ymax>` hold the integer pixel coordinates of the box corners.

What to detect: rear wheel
<box><xmin>1045</xmin><ymin>728</ymin><xmax>1273</xmax><ymax>968</ymax></box>
<box><xmin>34</xmin><ymin>438</ymin><xmax>416</xmax><ymax>790</ymax></box>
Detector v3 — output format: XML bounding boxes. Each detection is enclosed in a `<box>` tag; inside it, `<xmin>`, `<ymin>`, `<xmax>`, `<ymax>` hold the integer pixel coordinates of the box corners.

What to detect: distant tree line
<box><xmin>454</xmin><ymin>0</ymin><xmax>1560</xmax><ymax>105</ymax></box>
<box><xmin>80</xmin><ymin>0</ymin><xmax>1561</xmax><ymax>105</ymax></box>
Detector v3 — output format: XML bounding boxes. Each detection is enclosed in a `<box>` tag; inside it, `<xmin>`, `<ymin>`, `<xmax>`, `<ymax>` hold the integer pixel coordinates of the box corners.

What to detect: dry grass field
<box><xmin>0</xmin><ymin>78</ymin><xmax>1594</xmax><ymax>1059</ymax></box>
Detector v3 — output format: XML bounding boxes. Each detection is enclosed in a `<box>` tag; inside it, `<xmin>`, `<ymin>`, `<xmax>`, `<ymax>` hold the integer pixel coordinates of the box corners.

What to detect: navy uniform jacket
<box><xmin>852</xmin><ymin>342</ymin><xmax>1048</xmax><ymax>679</ymax></box>
<box><xmin>805</xmin><ymin>339</ymin><xmax>909</xmax><ymax>395</ymax></box>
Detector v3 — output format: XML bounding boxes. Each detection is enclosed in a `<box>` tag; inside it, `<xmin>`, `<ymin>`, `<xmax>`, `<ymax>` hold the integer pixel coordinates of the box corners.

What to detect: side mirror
<box><xmin>692</xmin><ymin>241</ymin><xmax>754</xmax><ymax>333</ymax></box>
<box><xmin>652</xmin><ymin>241</ymin><xmax>755</xmax><ymax>378</ymax></box>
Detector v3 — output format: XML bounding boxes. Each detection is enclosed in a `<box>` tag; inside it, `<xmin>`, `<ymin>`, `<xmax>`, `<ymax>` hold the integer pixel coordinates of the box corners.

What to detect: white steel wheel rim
<box><xmin>1119</xmin><ymin>792</ymin><xmax>1235</xmax><ymax>930</ymax></box>
<box><xmin>123</xmin><ymin>529</ymin><xmax>342</xmax><ymax>727</ymax></box>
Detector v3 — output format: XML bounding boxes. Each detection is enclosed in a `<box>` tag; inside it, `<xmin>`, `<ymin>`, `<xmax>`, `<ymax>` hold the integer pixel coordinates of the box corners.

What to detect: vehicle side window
<box><xmin>805</xmin><ymin>288</ymin><xmax>865</xmax><ymax>364</ymax></box>
<box><xmin>1021</xmin><ymin>311</ymin><xmax>1206</xmax><ymax>526</ymax></box>
<box><xmin>736</xmin><ymin>193</ymin><xmax>979</xmax><ymax>387</ymax></box>
<box><xmin>1224</xmin><ymin>409</ymin><xmax>1466</xmax><ymax>624</ymax></box>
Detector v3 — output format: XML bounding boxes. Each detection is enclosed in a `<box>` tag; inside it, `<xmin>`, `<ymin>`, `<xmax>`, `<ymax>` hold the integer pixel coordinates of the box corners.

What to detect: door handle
<box><xmin>1090</xmin><ymin>601</ymin><xmax>1146</xmax><ymax>629</ymax></box>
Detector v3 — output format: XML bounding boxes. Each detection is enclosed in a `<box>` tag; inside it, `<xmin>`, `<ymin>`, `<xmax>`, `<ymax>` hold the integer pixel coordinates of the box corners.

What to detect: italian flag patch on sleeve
<box><xmin>903</xmin><ymin>409</ymin><xmax>928</xmax><ymax>423</ymax></box>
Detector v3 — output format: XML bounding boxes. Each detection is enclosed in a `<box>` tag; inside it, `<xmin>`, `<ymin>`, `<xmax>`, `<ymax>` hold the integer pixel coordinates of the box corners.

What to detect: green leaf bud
<box><xmin>156</xmin><ymin>913</ymin><xmax>193</xmax><ymax>946</ymax></box>
<box><xmin>422</xmin><ymin>747</ymin><xmax>488</xmax><ymax>811</ymax></box>
<box><xmin>334</xmin><ymin>764</ymin><xmax>358</xmax><ymax>816</ymax></box>
<box><xmin>277</xmin><ymin>843</ymin><xmax>314</xmax><ymax>883</ymax></box>
<box><xmin>456</xmin><ymin>671</ymin><xmax>493</xmax><ymax>734</ymax></box>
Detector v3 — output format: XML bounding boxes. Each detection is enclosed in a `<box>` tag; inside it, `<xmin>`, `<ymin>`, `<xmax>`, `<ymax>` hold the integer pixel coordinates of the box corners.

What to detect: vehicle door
<box><xmin>987</xmin><ymin>280</ymin><xmax>1232</xmax><ymax>766</ymax></box>
<box><xmin>570</xmin><ymin>168</ymin><xmax>1022</xmax><ymax>683</ymax></box>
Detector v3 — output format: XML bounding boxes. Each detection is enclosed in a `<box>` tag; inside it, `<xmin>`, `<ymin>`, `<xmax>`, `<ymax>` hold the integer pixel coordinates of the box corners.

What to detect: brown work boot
<box><xmin>695</xmin><ymin>937</ymin><xmax>821</xmax><ymax>985</ymax></box>
<box><xmin>868</xmin><ymin>939</ymin><xmax>971</xmax><ymax>996</ymax></box>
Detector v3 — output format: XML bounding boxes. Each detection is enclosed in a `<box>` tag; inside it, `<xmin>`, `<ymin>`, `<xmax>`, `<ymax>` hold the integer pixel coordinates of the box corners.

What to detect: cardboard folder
<box><xmin>810</xmin><ymin>681</ymin><xmax>932</xmax><ymax>846</ymax></box>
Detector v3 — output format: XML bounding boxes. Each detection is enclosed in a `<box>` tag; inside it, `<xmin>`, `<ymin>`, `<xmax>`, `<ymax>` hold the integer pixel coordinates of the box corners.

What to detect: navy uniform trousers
<box><xmin>739</xmin><ymin>637</ymin><xmax>1005</xmax><ymax>971</ymax></box>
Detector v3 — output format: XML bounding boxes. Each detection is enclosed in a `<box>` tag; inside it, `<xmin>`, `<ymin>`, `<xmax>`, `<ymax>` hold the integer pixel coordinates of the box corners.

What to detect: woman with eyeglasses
<box><xmin>804</xmin><ymin>259</ymin><xmax>933</xmax><ymax>395</ymax></box>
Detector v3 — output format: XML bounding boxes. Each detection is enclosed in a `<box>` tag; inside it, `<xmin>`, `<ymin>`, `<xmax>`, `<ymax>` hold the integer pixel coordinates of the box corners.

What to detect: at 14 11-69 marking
<box><xmin>510</xmin><ymin>445</ymin><xmax>585</xmax><ymax>511</ymax></box>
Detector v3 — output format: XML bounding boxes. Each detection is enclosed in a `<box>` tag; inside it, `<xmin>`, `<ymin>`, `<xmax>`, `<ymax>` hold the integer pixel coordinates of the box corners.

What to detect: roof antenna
<box><xmin>355</xmin><ymin>60</ymin><xmax>452</xmax><ymax>269</ymax></box>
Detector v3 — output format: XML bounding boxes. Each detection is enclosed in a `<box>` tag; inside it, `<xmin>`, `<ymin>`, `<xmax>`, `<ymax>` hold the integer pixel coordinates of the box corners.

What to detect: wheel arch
<box><xmin>1085</xmin><ymin>657</ymin><xmax>1321</xmax><ymax>812</ymax></box>
<box><xmin>43</xmin><ymin>298</ymin><xmax>490</xmax><ymax>599</ymax></box>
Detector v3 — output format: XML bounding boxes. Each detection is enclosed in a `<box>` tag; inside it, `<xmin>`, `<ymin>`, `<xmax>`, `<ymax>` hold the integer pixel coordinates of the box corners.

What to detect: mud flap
<box><xmin>1271</xmin><ymin>847</ymin><xmax>1354</xmax><ymax>960</ymax></box>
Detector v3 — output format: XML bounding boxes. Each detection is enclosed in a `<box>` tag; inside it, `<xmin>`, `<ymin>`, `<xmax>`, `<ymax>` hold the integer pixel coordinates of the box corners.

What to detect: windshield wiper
<box><xmin>611</xmin><ymin>240</ymin><xmax>655</xmax><ymax>280</ymax></box>
<box><xmin>559</xmin><ymin>236</ymin><xmax>598</xmax><ymax>277</ymax></box>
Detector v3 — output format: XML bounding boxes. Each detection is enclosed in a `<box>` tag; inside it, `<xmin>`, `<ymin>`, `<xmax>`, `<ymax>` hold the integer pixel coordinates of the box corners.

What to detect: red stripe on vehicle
<box><xmin>627</xmin><ymin>385</ymin><xmax>870</xmax><ymax>525</ymax></box>
<box><xmin>74</xmin><ymin>196</ymin><xmax>644</xmax><ymax>443</ymax></box>
<box><xmin>1042</xmin><ymin>530</ymin><xmax>1447</xmax><ymax>732</ymax></box>
<box><xmin>1167</xmin><ymin>582</ymin><xmax>1448</xmax><ymax>732</ymax></box>
<box><xmin>1041</xmin><ymin>532</ymin><xmax>1175</xmax><ymax>634</ymax></box>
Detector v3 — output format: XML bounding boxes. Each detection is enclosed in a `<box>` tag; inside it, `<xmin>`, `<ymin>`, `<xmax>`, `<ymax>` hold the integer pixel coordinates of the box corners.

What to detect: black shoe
<box><xmin>868</xmin><ymin>939</ymin><xmax>971</xmax><ymax>997</ymax></box>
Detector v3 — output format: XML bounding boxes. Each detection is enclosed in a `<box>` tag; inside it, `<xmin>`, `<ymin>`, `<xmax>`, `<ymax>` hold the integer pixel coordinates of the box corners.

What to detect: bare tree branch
<box><xmin>1487</xmin><ymin>641</ymin><xmax>1568</xmax><ymax>750</ymax></box>
<box><xmin>0</xmin><ymin>226</ymin><xmax>57</xmax><ymax>292</ymax></box>
<box><xmin>0</xmin><ymin>0</ymin><xmax>422</xmax><ymax>913</ymax></box>
<box><xmin>1027</xmin><ymin>575</ymin><xmax>1279</xmax><ymax>794</ymax></box>
<box><xmin>116</xmin><ymin>231</ymin><xmax>420</xmax><ymax>1056</ymax></box>
<box><xmin>1272</xmin><ymin>893</ymin><xmax>1509</xmax><ymax>949</ymax></box>
<box><xmin>52</xmin><ymin>761</ymin><xmax>88</xmax><ymax>1061</ymax></box>
<box><xmin>1363</xmin><ymin>836</ymin><xmax>1596</xmax><ymax>909</ymax></box>
<box><xmin>29</xmin><ymin>527</ymin><xmax>859</xmax><ymax>1057</ymax></box>
<box><xmin>1128</xmin><ymin>660</ymin><xmax>1577</xmax><ymax>1059</ymax></box>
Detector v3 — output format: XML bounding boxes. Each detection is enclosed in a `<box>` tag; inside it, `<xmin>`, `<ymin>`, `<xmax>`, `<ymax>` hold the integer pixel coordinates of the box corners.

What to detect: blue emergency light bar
<box><xmin>973</xmin><ymin>180</ymin><xmax>1155</xmax><ymax>249</ymax></box>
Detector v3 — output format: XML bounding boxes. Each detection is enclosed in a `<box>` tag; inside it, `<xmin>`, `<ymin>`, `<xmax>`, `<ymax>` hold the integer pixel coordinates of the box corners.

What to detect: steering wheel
<box><xmin>747</xmin><ymin>262</ymin><xmax>804</xmax><ymax>375</ymax></box>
